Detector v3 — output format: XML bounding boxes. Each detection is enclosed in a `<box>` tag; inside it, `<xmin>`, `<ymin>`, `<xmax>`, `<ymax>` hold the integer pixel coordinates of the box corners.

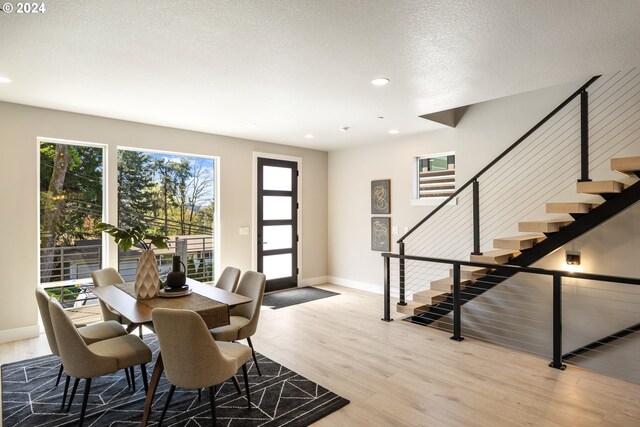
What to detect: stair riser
<box><xmin>396</xmin><ymin>303</ymin><xmax>426</xmax><ymax>316</ymax></box>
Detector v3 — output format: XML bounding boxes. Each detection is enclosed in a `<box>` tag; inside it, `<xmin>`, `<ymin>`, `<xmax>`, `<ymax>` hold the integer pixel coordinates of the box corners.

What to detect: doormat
<box><xmin>263</xmin><ymin>287</ymin><xmax>340</xmax><ymax>310</ymax></box>
<box><xmin>1</xmin><ymin>335</ymin><xmax>349</xmax><ymax>426</ymax></box>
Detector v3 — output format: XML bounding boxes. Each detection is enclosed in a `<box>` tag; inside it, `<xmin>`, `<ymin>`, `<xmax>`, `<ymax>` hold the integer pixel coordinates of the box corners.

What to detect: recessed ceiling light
<box><xmin>371</xmin><ymin>78</ymin><xmax>390</xmax><ymax>86</ymax></box>
<box><xmin>377</xmin><ymin>116</ymin><xmax>384</xmax><ymax>120</ymax></box>
<box><xmin>339</xmin><ymin>126</ymin><xmax>350</xmax><ymax>132</ymax></box>
<box><xmin>0</xmin><ymin>76</ymin><xmax>12</xmax><ymax>84</ymax></box>
<box><xmin>304</xmin><ymin>134</ymin><xmax>314</xmax><ymax>139</ymax></box>
<box><xmin>388</xmin><ymin>129</ymin><xmax>399</xmax><ymax>134</ymax></box>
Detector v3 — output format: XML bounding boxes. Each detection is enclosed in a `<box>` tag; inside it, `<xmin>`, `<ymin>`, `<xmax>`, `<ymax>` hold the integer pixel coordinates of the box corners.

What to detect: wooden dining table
<box><xmin>91</xmin><ymin>277</ymin><xmax>252</xmax><ymax>427</ymax></box>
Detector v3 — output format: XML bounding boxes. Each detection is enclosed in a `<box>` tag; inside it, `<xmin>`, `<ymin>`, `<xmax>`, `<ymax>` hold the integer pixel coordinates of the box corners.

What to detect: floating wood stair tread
<box><xmin>413</xmin><ymin>289</ymin><xmax>449</xmax><ymax>305</ymax></box>
<box><xmin>611</xmin><ymin>156</ymin><xmax>640</xmax><ymax>176</ymax></box>
<box><xmin>449</xmin><ymin>266</ymin><xmax>488</xmax><ymax>281</ymax></box>
<box><xmin>518</xmin><ymin>220</ymin><xmax>573</xmax><ymax>233</ymax></box>
<box><xmin>493</xmin><ymin>234</ymin><xmax>545</xmax><ymax>250</ymax></box>
<box><xmin>396</xmin><ymin>301</ymin><xmax>427</xmax><ymax>316</ymax></box>
<box><xmin>470</xmin><ymin>249</ymin><xmax>519</xmax><ymax>264</ymax></box>
<box><xmin>430</xmin><ymin>276</ymin><xmax>471</xmax><ymax>292</ymax></box>
<box><xmin>545</xmin><ymin>202</ymin><xmax>596</xmax><ymax>214</ymax></box>
<box><xmin>576</xmin><ymin>180</ymin><xmax>624</xmax><ymax>195</ymax></box>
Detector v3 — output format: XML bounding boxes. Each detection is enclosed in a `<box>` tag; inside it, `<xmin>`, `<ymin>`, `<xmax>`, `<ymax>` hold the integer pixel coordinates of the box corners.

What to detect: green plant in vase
<box><xmin>95</xmin><ymin>222</ymin><xmax>168</xmax><ymax>299</ymax></box>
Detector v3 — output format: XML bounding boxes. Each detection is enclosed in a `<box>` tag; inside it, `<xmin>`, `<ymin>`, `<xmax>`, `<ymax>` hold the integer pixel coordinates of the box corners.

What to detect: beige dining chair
<box><xmin>49</xmin><ymin>297</ymin><xmax>152</xmax><ymax>426</ymax></box>
<box><xmin>92</xmin><ymin>267</ymin><xmax>144</xmax><ymax>336</ymax></box>
<box><xmin>215</xmin><ymin>266</ymin><xmax>241</xmax><ymax>293</ymax></box>
<box><xmin>152</xmin><ymin>308</ymin><xmax>252</xmax><ymax>426</ymax></box>
<box><xmin>209</xmin><ymin>271</ymin><xmax>266</xmax><ymax>375</ymax></box>
<box><xmin>35</xmin><ymin>288</ymin><xmax>128</xmax><ymax>395</ymax></box>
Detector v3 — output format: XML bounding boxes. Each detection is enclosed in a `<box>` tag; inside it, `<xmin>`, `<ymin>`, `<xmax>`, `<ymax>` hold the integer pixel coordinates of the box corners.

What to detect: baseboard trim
<box><xmin>326</xmin><ymin>276</ymin><xmax>399</xmax><ymax>298</ymax></box>
<box><xmin>300</xmin><ymin>276</ymin><xmax>329</xmax><ymax>287</ymax></box>
<box><xmin>0</xmin><ymin>324</ymin><xmax>39</xmax><ymax>345</ymax></box>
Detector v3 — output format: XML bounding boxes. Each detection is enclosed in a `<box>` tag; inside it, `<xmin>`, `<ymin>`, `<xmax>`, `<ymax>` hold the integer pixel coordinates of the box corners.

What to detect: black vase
<box><xmin>165</xmin><ymin>255</ymin><xmax>187</xmax><ymax>290</ymax></box>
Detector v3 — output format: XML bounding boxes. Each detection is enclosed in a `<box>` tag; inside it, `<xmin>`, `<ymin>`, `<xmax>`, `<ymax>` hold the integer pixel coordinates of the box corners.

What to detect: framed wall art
<box><xmin>371</xmin><ymin>217</ymin><xmax>390</xmax><ymax>251</ymax></box>
<box><xmin>371</xmin><ymin>179</ymin><xmax>390</xmax><ymax>214</ymax></box>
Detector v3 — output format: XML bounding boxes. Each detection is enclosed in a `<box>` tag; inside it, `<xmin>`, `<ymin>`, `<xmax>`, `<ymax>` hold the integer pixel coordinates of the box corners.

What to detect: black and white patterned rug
<box><xmin>1</xmin><ymin>335</ymin><xmax>349</xmax><ymax>426</ymax></box>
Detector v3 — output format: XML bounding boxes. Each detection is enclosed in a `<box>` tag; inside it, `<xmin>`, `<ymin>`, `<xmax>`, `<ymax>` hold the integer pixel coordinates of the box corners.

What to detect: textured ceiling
<box><xmin>2</xmin><ymin>0</ymin><xmax>640</xmax><ymax>151</ymax></box>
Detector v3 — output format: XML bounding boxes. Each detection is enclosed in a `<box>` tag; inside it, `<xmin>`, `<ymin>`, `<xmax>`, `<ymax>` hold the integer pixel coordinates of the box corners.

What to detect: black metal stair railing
<box><xmin>381</xmin><ymin>252</ymin><xmax>640</xmax><ymax>372</ymax></box>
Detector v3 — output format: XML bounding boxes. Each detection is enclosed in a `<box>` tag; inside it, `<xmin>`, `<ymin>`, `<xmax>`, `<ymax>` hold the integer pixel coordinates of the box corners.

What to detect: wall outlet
<box><xmin>392</xmin><ymin>226</ymin><xmax>399</xmax><ymax>235</ymax></box>
<box><xmin>239</xmin><ymin>226</ymin><xmax>249</xmax><ymax>236</ymax></box>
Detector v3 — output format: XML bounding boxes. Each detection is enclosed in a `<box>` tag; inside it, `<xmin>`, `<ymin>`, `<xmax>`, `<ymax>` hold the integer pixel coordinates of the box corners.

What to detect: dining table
<box><xmin>91</xmin><ymin>277</ymin><xmax>252</xmax><ymax>427</ymax></box>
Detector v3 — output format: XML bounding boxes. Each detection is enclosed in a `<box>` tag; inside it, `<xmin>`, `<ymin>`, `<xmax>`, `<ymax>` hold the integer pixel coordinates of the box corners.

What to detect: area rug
<box><xmin>262</xmin><ymin>287</ymin><xmax>340</xmax><ymax>310</ymax></box>
<box><xmin>1</xmin><ymin>335</ymin><xmax>348</xmax><ymax>426</ymax></box>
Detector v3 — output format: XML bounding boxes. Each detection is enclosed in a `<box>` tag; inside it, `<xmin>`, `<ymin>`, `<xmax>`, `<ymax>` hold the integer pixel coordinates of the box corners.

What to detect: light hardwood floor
<box><xmin>1</xmin><ymin>284</ymin><xmax>639</xmax><ymax>426</ymax></box>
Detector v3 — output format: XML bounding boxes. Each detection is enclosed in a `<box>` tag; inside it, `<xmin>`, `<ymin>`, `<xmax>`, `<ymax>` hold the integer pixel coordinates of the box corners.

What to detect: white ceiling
<box><xmin>2</xmin><ymin>1</ymin><xmax>640</xmax><ymax>151</ymax></box>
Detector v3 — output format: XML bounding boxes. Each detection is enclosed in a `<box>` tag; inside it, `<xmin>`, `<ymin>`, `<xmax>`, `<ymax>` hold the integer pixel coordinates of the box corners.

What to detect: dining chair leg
<box><xmin>78</xmin><ymin>378</ymin><xmax>92</xmax><ymax>427</ymax></box>
<box><xmin>242</xmin><ymin>364</ymin><xmax>251</xmax><ymax>409</ymax></box>
<box><xmin>124</xmin><ymin>367</ymin><xmax>131</xmax><ymax>388</ymax></box>
<box><xmin>129</xmin><ymin>367</ymin><xmax>136</xmax><ymax>392</ymax></box>
<box><xmin>198</xmin><ymin>388</ymin><xmax>202</xmax><ymax>401</ymax></box>
<box><xmin>208</xmin><ymin>386</ymin><xmax>216</xmax><ymax>425</ymax></box>
<box><xmin>55</xmin><ymin>364</ymin><xmax>64</xmax><ymax>387</ymax></box>
<box><xmin>246</xmin><ymin>337</ymin><xmax>261</xmax><ymax>376</ymax></box>
<box><xmin>158</xmin><ymin>384</ymin><xmax>176</xmax><ymax>427</ymax></box>
<box><xmin>66</xmin><ymin>377</ymin><xmax>80</xmax><ymax>412</ymax></box>
<box><xmin>231</xmin><ymin>376</ymin><xmax>242</xmax><ymax>395</ymax></box>
<box><xmin>60</xmin><ymin>374</ymin><xmax>71</xmax><ymax>411</ymax></box>
<box><xmin>139</xmin><ymin>325</ymin><xmax>143</xmax><ymax>339</ymax></box>
<box><xmin>140</xmin><ymin>364</ymin><xmax>149</xmax><ymax>394</ymax></box>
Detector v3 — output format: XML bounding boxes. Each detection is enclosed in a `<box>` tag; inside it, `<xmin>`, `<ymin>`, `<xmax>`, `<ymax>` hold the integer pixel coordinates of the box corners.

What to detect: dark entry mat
<box><xmin>262</xmin><ymin>287</ymin><xmax>339</xmax><ymax>309</ymax></box>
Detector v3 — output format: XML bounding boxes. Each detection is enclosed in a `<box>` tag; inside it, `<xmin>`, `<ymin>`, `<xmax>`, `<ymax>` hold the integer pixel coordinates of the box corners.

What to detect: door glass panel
<box><xmin>263</xmin><ymin>225</ymin><xmax>292</xmax><ymax>251</ymax></box>
<box><xmin>263</xmin><ymin>253</ymin><xmax>292</xmax><ymax>280</ymax></box>
<box><xmin>263</xmin><ymin>166</ymin><xmax>292</xmax><ymax>191</ymax></box>
<box><xmin>263</xmin><ymin>196</ymin><xmax>291</xmax><ymax>220</ymax></box>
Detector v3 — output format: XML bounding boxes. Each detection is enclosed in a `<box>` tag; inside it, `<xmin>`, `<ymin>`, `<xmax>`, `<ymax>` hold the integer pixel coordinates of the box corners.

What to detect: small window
<box><xmin>416</xmin><ymin>152</ymin><xmax>455</xmax><ymax>198</ymax></box>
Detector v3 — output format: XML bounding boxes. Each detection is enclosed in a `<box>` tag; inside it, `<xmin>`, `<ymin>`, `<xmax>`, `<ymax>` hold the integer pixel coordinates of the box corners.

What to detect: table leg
<box><xmin>141</xmin><ymin>352</ymin><xmax>163</xmax><ymax>427</ymax></box>
<box><xmin>126</xmin><ymin>323</ymin><xmax>140</xmax><ymax>334</ymax></box>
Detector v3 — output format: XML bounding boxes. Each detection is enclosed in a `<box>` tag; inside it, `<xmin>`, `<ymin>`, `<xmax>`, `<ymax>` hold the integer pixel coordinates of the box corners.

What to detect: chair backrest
<box><xmin>215</xmin><ymin>266</ymin><xmax>241</xmax><ymax>293</ymax></box>
<box><xmin>91</xmin><ymin>268</ymin><xmax>125</xmax><ymax>322</ymax></box>
<box><xmin>92</xmin><ymin>267</ymin><xmax>125</xmax><ymax>287</ymax></box>
<box><xmin>48</xmin><ymin>298</ymin><xmax>118</xmax><ymax>378</ymax></box>
<box><xmin>230</xmin><ymin>271</ymin><xmax>266</xmax><ymax>339</ymax></box>
<box><xmin>152</xmin><ymin>308</ymin><xmax>237</xmax><ymax>388</ymax></box>
<box><xmin>35</xmin><ymin>288</ymin><xmax>59</xmax><ymax>356</ymax></box>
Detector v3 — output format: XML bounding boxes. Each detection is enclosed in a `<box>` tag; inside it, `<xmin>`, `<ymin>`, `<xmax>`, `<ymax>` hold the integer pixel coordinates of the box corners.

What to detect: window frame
<box><xmin>37</xmin><ymin>137</ymin><xmax>108</xmax><ymax>288</ymax></box>
<box><xmin>411</xmin><ymin>151</ymin><xmax>457</xmax><ymax>206</ymax></box>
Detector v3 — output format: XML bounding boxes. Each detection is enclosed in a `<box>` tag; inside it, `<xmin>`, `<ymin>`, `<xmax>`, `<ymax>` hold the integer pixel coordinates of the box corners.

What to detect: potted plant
<box><xmin>95</xmin><ymin>222</ymin><xmax>169</xmax><ymax>299</ymax></box>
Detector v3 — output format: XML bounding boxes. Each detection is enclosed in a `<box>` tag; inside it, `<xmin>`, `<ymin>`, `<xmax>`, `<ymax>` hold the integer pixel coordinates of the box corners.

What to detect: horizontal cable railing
<box><xmin>382</xmin><ymin>253</ymin><xmax>640</xmax><ymax>383</ymax></box>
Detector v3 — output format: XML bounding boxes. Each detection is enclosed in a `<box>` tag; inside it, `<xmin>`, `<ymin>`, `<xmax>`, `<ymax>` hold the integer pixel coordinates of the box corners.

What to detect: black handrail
<box><xmin>398</xmin><ymin>75</ymin><xmax>601</xmax><ymax>244</ymax></box>
<box><xmin>381</xmin><ymin>252</ymin><xmax>640</xmax><ymax>286</ymax></box>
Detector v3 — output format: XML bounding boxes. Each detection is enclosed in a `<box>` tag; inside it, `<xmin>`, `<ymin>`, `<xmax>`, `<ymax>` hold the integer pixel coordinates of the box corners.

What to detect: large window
<box><xmin>39</xmin><ymin>139</ymin><xmax>105</xmax><ymax>292</ymax></box>
<box><xmin>415</xmin><ymin>152</ymin><xmax>455</xmax><ymax>199</ymax></box>
<box><xmin>117</xmin><ymin>149</ymin><xmax>216</xmax><ymax>283</ymax></box>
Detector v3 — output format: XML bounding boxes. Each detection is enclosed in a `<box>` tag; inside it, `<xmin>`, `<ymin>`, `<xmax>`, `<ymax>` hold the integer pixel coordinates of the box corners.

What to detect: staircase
<box><xmin>398</xmin><ymin>155</ymin><xmax>640</xmax><ymax>322</ymax></box>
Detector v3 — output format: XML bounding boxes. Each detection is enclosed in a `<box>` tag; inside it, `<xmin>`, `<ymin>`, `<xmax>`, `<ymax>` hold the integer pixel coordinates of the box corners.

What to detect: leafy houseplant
<box><xmin>95</xmin><ymin>222</ymin><xmax>169</xmax><ymax>299</ymax></box>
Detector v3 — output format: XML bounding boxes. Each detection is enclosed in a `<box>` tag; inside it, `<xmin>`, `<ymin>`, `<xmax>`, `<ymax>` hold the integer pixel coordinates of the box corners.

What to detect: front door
<box><xmin>257</xmin><ymin>157</ymin><xmax>298</xmax><ymax>292</ymax></box>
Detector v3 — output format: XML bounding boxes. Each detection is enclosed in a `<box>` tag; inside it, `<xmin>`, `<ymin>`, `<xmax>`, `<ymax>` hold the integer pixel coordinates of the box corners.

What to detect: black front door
<box><xmin>257</xmin><ymin>157</ymin><xmax>298</xmax><ymax>292</ymax></box>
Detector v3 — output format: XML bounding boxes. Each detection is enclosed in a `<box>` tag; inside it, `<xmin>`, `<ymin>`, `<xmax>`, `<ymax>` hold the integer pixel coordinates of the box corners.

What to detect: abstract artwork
<box><xmin>371</xmin><ymin>217</ymin><xmax>390</xmax><ymax>251</ymax></box>
<box><xmin>371</xmin><ymin>179</ymin><xmax>390</xmax><ymax>214</ymax></box>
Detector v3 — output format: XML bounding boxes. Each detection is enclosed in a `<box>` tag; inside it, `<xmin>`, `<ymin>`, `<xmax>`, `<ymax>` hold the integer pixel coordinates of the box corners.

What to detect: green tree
<box><xmin>117</xmin><ymin>150</ymin><xmax>154</xmax><ymax>229</ymax></box>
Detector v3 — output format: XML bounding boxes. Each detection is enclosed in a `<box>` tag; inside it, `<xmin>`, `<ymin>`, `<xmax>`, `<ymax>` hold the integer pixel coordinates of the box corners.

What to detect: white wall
<box><xmin>0</xmin><ymin>102</ymin><xmax>328</xmax><ymax>343</ymax></box>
